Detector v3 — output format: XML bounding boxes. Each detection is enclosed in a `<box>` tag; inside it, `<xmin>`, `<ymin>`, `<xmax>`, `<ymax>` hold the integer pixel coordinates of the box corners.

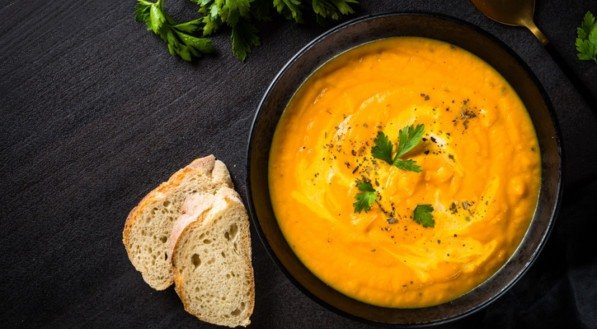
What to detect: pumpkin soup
<box><xmin>268</xmin><ymin>37</ymin><xmax>541</xmax><ymax>308</ymax></box>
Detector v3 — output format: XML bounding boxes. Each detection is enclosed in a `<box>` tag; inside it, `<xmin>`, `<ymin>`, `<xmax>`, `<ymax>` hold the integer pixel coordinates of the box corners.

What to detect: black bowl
<box><xmin>246</xmin><ymin>13</ymin><xmax>562</xmax><ymax>326</ymax></box>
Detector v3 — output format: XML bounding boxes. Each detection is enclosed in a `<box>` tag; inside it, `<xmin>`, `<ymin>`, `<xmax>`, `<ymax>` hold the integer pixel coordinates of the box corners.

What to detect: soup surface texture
<box><xmin>269</xmin><ymin>37</ymin><xmax>540</xmax><ymax>308</ymax></box>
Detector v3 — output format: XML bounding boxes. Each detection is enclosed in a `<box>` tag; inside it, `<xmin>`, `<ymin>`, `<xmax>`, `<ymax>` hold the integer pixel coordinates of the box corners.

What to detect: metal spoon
<box><xmin>470</xmin><ymin>0</ymin><xmax>596</xmax><ymax>108</ymax></box>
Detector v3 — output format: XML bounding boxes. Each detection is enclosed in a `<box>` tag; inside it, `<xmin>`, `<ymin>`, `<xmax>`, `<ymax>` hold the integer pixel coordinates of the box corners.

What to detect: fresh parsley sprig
<box><xmin>135</xmin><ymin>0</ymin><xmax>214</xmax><ymax>61</ymax></box>
<box><xmin>135</xmin><ymin>0</ymin><xmax>359</xmax><ymax>61</ymax></box>
<box><xmin>371</xmin><ymin>124</ymin><xmax>425</xmax><ymax>173</ymax></box>
<box><xmin>353</xmin><ymin>178</ymin><xmax>377</xmax><ymax>213</ymax></box>
<box><xmin>576</xmin><ymin>11</ymin><xmax>597</xmax><ymax>63</ymax></box>
<box><xmin>274</xmin><ymin>0</ymin><xmax>358</xmax><ymax>23</ymax></box>
<box><xmin>194</xmin><ymin>0</ymin><xmax>260</xmax><ymax>61</ymax></box>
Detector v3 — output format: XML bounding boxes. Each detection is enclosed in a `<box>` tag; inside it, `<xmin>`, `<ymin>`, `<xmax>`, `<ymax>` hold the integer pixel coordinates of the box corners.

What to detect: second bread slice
<box><xmin>171</xmin><ymin>187</ymin><xmax>255</xmax><ymax>327</ymax></box>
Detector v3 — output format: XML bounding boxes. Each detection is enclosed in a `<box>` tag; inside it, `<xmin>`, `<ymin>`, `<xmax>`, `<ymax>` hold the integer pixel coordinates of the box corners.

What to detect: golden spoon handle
<box><xmin>523</xmin><ymin>19</ymin><xmax>549</xmax><ymax>45</ymax></box>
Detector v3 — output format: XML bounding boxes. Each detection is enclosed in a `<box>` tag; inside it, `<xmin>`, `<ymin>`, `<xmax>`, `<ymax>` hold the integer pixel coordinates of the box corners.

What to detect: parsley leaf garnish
<box><xmin>353</xmin><ymin>179</ymin><xmax>377</xmax><ymax>213</ymax></box>
<box><xmin>396</xmin><ymin>124</ymin><xmax>425</xmax><ymax>158</ymax></box>
<box><xmin>393</xmin><ymin>159</ymin><xmax>422</xmax><ymax>173</ymax></box>
<box><xmin>371</xmin><ymin>124</ymin><xmax>425</xmax><ymax>172</ymax></box>
<box><xmin>576</xmin><ymin>11</ymin><xmax>597</xmax><ymax>62</ymax></box>
<box><xmin>135</xmin><ymin>0</ymin><xmax>214</xmax><ymax>62</ymax></box>
<box><xmin>371</xmin><ymin>131</ymin><xmax>393</xmax><ymax>164</ymax></box>
<box><xmin>413</xmin><ymin>204</ymin><xmax>434</xmax><ymax>228</ymax></box>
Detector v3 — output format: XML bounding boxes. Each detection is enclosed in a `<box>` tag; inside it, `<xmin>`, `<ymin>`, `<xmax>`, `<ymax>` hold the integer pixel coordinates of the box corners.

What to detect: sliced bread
<box><xmin>122</xmin><ymin>155</ymin><xmax>233</xmax><ymax>290</ymax></box>
<box><xmin>171</xmin><ymin>187</ymin><xmax>255</xmax><ymax>327</ymax></box>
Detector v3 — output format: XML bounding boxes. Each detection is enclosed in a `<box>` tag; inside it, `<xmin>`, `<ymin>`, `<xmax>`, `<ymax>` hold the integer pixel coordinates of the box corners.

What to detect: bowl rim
<box><xmin>245</xmin><ymin>11</ymin><xmax>563</xmax><ymax>327</ymax></box>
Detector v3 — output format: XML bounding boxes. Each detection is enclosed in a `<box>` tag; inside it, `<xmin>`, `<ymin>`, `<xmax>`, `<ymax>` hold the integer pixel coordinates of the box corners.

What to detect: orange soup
<box><xmin>269</xmin><ymin>37</ymin><xmax>541</xmax><ymax>308</ymax></box>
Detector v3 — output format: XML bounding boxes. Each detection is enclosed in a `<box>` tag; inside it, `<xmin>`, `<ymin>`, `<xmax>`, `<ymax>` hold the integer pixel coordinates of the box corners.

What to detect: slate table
<box><xmin>1</xmin><ymin>1</ymin><xmax>596</xmax><ymax>328</ymax></box>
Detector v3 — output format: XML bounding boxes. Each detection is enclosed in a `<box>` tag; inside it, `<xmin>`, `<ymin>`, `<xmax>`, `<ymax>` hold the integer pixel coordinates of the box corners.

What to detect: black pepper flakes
<box><xmin>450</xmin><ymin>202</ymin><xmax>458</xmax><ymax>214</ymax></box>
<box><xmin>462</xmin><ymin>201</ymin><xmax>471</xmax><ymax>210</ymax></box>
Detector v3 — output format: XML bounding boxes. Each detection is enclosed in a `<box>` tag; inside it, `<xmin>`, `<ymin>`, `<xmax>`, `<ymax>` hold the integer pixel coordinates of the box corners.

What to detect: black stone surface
<box><xmin>1</xmin><ymin>1</ymin><xmax>596</xmax><ymax>328</ymax></box>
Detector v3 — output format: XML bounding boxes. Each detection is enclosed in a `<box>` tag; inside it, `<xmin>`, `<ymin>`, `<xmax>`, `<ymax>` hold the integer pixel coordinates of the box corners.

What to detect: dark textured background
<box><xmin>1</xmin><ymin>0</ymin><xmax>596</xmax><ymax>328</ymax></box>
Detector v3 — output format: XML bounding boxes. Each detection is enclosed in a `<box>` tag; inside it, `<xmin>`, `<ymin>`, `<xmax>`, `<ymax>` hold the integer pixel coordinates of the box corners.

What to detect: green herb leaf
<box><xmin>194</xmin><ymin>0</ymin><xmax>259</xmax><ymax>60</ymax></box>
<box><xmin>393</xmin><ymin>159</ymin><xmax>422</xmax><ymax>173</ymax></box>
<box><xmin>311</xmin><ymin>0</ymin><xmax>358</xmax><ymax>21</ymax></box>
<box><xmin>135</xmin><ymin>0</ymin><xmax>151</xmax><ymax>23</ymax></box>
<box><xmin>353</xmin><ymin>179</ymin><xmax>377</xmax><ymax>213</ymax></box>
<box><xmin>579</xmin><ymin>11</ymin><xmax>595</xmax><ymax>39</ymax></box>
<box><xmin>231</xmin><ymin>19</ymin><xmax>261</xmax><ymax>61</ymax></box>
<box><xmin>576</xmin><ymin>11</ymin><xmax>597</xmax><ymax>62</ymax></box>
<box><xmin>135</xmin><ymin>0</ymin><xmax>214</xmax><ymax>61</ymax></box>
<box><xmin>273</xmin><ymin>0</ymin><xmax>303</xmax><ymax>23</ymax></box>
<box><xmin>149</xmin><ymin>1</ymin><xmax>166</xmax><ymax>33</ymax></box>
<box><xmin>273</xmin><ymin>0</ymin><xmax>357</xmax><ymax>23</ymax></box>
<box><xmin>396</xmin><ymin>124</ymin><xmax>425</xmax><ymax>158</ymax></box>
<box><xmin>413</xmin><ymin>204</ymin><xmax>434</xmax><ymax>228</ymax></box>
<box><xmin>371</xmin><ymin>131</ymin><xmax>393</xmax><ymax>164</ymax></box>
<box><xmin>172</xmin><ymin>19</ymin><xmax>201</xmax><ymax>33</ymax></box>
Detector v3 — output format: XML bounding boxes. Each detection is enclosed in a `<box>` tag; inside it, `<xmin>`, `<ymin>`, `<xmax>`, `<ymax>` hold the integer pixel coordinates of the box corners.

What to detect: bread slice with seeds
<box><xmin>171</xmin><ymin>187</ymin><xmax>254</xmax><ymax>327</ymax></box>
<box><xmin>122</xmin><ymin>155</ymin><xmax>233</xmax><ymax>290</ymax></box>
